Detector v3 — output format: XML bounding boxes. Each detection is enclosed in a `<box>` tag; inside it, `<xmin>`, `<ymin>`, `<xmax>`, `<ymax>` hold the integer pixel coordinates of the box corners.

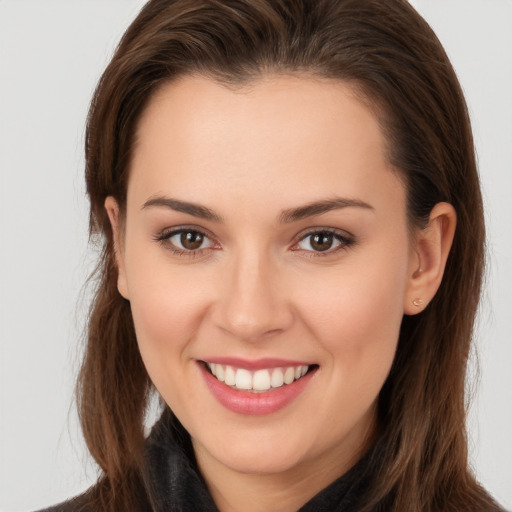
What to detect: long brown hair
<box><xmin>78</xmin><ymin>0</ymin><xmax>499</xmax><ymax>510</ymax></box>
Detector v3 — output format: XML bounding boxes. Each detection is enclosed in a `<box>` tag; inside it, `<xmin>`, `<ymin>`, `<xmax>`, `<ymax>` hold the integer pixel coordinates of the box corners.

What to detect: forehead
<box><xmin>128</xmin><ymin>74</ymin><xmax>402</xmax><ymax>214</ymax></box>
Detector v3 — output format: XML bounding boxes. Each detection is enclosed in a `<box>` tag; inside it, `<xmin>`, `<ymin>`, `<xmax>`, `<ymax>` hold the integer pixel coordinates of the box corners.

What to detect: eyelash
<box><xmin>291</xmin><ymin>228</ymin><xmax>355</xmax><ymax>257</ymax></box>
<box><xmin>154</xmin><ymin>227</ymin><xmax>355</xmax><ymax>258</ymax></box>
<box><xmin>154</xmin><ymin>226</ymin><xmax>219</xmax><ymax>257</ymax></box>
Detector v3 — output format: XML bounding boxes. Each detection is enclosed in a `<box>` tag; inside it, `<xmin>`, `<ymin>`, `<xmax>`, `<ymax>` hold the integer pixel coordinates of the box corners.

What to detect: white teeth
<box><xmin>271</xmin><ymin>368</ymin><xmax>284</xmax><ymax>388</ymax></box>
<box><xmin>253</xmin><ymin>369</ymin><xmax>271</xmax><ymax>391</ymax></box>
<box><xmin>216</xmin><ymin>364</ymin><xmax>225</xmax><ymax>382</ymax></box>
<box><xmin>224</xmin><ymin>366</ymin><xmax>236</xmax><ymax>386</ymax></box>
<box><xmin>207</xmin><ymin>363</ymin><xmax>310</xmax><ymax>392</ymax></box>
<box><xmin>235</xmin><ymin>368</ymin><xmax>252</xmax><ymax>390</ymax></box>
<box><xmin>283</xmin><ymin>367</ymin><xmax>295</xmax><ymax>385</ymax></box>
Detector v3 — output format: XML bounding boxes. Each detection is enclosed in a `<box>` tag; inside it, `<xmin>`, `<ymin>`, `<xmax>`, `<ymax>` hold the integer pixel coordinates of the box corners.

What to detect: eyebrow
<box><xmin>279</xmin><ymin>197</ymin><xmax>374</xmax><ymax>223</ymax></box>
<box><xmin>141</xmin><ymin>195</ymin><xmax>374</xmax><ymax>223</ymax></box>
<box><xmin>142</xmin><ymin>196</ymin><xmax>223</xmax><ymax>222</ymax></box>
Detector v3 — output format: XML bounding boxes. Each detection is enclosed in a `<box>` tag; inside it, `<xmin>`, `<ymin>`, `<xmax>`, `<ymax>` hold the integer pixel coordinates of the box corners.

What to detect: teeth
<box><xmin>206</xmin><ymin>363</ymin><xmax>310</xmax><ymax>392</ymax></box>
<box><xmin>225</xmin><ymin>366</ymin><xmax>236</xmax><ymax>386</ymax></box>
<box><xmin>235</xmin><ymin>369</ymin><xmax>252</xmax><ymax>390</ymax></box>
<box><xmin>271</xmin><ymin>368</ymin><xmax>284</xmax><ymax>388</ymax></box>
<box><xmin>253</xmin><ymin>369</ymin><xmax>271</xmax><ymax>391</ymax></box>
<box><xmin>216</xmin><ymin>364</ymin><xmax>225</xmax><ymax>382</ymax></box>
<box><xmin>284</xmin><ymin>367</ymin><xmax>295</xmax><ymax>385</ymax></box>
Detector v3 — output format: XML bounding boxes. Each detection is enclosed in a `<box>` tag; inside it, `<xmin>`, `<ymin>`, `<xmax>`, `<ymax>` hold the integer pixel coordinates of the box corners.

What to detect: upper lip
<box><xmin>200</xmin><ymin>357</ymin><xmax>314</xmax><ymax>370</ymax></box>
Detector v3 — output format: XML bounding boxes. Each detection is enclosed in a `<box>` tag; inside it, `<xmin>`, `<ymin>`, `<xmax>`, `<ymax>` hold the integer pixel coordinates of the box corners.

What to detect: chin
<box><xmin>191</xmin><ymin>427</ymin><xmax>311</xmax><ymax>475</ymax></box>
<box><xmin>216</xmin><ymin>446</ymin><xmax>304</xmax><ymax>475</ymax></box>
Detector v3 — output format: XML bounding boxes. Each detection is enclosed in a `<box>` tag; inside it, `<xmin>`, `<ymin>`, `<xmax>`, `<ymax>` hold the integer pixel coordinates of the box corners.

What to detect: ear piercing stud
<box><xmin>412</xmin><ymin>298</ymin><xmax>424</xmax><ymax>307</ymax></box>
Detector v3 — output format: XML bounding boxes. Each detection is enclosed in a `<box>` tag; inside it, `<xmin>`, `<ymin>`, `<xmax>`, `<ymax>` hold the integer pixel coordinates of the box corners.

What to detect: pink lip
<box><xmin>202</xmin><ymin>357</ymin><xmax>312</xmax><ymax>370</ymax></box>
<box><xmin>199</xmin><ymin>362</ymin><xmax>317</xmax><ymax>415</ymax></box>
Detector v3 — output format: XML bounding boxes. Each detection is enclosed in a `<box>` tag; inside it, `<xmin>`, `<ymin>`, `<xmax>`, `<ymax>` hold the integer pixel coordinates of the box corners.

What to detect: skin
<box><xmin>106</xmin><ymin>75</ymin><xmax>455</xmax><ymax>512</ymax></box>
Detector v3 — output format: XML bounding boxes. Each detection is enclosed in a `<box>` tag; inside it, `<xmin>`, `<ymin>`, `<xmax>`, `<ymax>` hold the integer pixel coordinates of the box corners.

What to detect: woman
<box><xmin>40</xmin><ymin>0</ymin><xmax>506</xmax><ymax>510</ymax></box>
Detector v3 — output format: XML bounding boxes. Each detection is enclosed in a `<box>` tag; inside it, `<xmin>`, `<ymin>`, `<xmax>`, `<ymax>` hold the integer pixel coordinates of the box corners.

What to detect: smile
<box><xmin>200</xmin><ymin>359</ymin><xmax>318</xmax><ymax>415</ymax></box>
<box><xmin>205</xmin><ymin>362</ymin><xmax>310</xmax><ymax>392</ymax></box>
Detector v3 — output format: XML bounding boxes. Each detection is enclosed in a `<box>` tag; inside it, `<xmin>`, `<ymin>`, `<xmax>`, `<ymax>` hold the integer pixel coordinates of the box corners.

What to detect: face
<box><xmin>109</xmin><ymin>75</ymin><xmax>420</xmax><ymax>482</ymax></box>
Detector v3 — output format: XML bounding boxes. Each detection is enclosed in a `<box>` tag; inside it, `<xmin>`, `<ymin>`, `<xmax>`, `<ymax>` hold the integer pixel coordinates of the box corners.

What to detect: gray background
<box><xmin>1</xmin><ymin>1</ymin><xmax>511</xmax><ymax>510</ymax></box>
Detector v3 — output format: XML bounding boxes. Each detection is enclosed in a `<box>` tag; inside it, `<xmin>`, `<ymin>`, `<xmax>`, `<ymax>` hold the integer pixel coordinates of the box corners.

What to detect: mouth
<box><xmin>199</xmin><ymin>359</ymin><xmax>318</xmax><ymax>415</ymax></box>
<box><xmin>202</xmin><ymin>361</ymin><xmax>317</xmax><ymax>393</ymax></box>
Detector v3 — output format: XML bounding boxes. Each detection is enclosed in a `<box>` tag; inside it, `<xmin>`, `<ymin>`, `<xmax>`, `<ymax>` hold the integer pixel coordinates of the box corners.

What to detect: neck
<box><xmin>192</xmin><ymin>423</ymin><xmax>377</xmax><ymax>512</ymax></box>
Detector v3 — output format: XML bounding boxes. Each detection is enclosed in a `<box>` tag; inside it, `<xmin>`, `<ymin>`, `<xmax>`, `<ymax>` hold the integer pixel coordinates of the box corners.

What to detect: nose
<box><xmin>211</xmin><ymin>250</ymin><xmax>294</xmax><ymax>342</ymax></box>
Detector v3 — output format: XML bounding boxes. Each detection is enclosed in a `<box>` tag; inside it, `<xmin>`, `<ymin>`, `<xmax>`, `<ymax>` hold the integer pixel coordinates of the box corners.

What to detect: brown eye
<box><xmin>180</xmin><ymin>231</ymin><xmax>204</xmax><ymax>250</ymax></box>
<box><xmin>310</xmin><ymin>232</ymin><xmax>335</xmax><ymax>252</ymax></box>
<box><xmin>296</xmin><ymin>230</ymin><xmax>353</xmax><ymax>254</ymax></box>
<box><xmin>161</xmin><ymin>229</ymin><xmax>213</xmax><ymax>253</ymax></box>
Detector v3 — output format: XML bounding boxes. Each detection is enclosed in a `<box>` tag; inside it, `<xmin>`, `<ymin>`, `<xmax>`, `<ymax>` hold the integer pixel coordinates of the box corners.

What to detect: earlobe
<box><xmin>105</xmin><ymin>196</ymin><xmax>130</xmax><ymax>300</ymax></box>
<box><xmin>404</xmin><ymin>202</ymin><xmax>456</xmax><ymax>315</ymax></box>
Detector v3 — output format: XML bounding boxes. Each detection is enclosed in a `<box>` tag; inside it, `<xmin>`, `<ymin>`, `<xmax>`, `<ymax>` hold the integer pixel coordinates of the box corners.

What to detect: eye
<box><xmin>155</xmin><ymin>228</ymin><xmax>217</xmax><ymax>254</ymax></box>
<box><xmin>294</xmin><ymin>230</ymin><xmax>354</xmax><ymax>254</ymax></box>
<box><xmin>170</xmin><ymin>230</ymin><xmax>208</xmax><ymax>251</ymax></box>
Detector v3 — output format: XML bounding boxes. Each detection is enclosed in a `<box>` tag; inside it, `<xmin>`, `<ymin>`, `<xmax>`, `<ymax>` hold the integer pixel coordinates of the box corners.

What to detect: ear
<box><xmin>404</xmin><ymin>202</ymin><xmax>456</xmax><ymax>315</ymax></box>
<box><xmin>105</xmin><ymin>196</ymin><xmax>130</xmax><ymax>300</ymax></box>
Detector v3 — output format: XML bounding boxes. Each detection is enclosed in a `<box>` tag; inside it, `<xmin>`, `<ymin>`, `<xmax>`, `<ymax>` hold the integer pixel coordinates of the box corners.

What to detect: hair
<box><xmin>77</xmin><ymin>0</ymin><xmax>499</xmax><ymax>510</ymax></box>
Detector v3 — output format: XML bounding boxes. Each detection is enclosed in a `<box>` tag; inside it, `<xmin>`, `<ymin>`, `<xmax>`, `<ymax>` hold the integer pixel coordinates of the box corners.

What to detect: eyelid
<box><xmin>154</xmin><ymin>225</ymin><xmax>220</xmax><ymax>254</ymax></box>
<box><xmin>294</xmin><ymin>226</ymin><xmax>355</xmax><ymax>242</ymax></box>
<box><xmin>153</xmin><ymin>224</ymin><xmax>354</xmax><ymax>257</ymax></box>
<box><xmin>155</xmin><ymin>224</ymin><xmax>214</xmax><ymax>240</ymax></box>
<box><xmin>290</xmin><ymin>227</ymin><xmax>356</xmax><ymax>254</ymax></box>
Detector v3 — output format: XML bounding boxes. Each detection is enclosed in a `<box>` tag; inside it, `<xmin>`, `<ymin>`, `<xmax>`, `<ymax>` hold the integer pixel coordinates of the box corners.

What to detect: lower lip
<box><xmin>200</xmin><ymin>363</ymin><xmax>316</xmax><ymax>415</ymax></box>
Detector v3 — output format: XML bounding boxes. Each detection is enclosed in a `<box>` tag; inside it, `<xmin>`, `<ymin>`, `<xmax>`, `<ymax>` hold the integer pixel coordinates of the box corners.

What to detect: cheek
<box><xmin>296</xmin><ymin>249</ymin><xmax>408</xmax><ymax>385</ymax></box>
<box><xmin>132</xmin><ymin>286</ymin><xmax>199</xmax><ymax>337</ymax></box>
<box><xmin>126</xmin><ymin>268</ymin><xmax>214</xmax><ymax>415</ymax></box>
<box><xmin>293</xmin><ymin>265</ymin><xmax>405</xmax><ymax>442</ymax></box>
<box><xmin>302</xmin><ymin>258</ymin><xmax>406</xmax><ymax>338</ymax></box>
<box><xmin>123</xmin><ymin>245</ymin><xmax>213</xmax><ymax>372</ymax></box>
